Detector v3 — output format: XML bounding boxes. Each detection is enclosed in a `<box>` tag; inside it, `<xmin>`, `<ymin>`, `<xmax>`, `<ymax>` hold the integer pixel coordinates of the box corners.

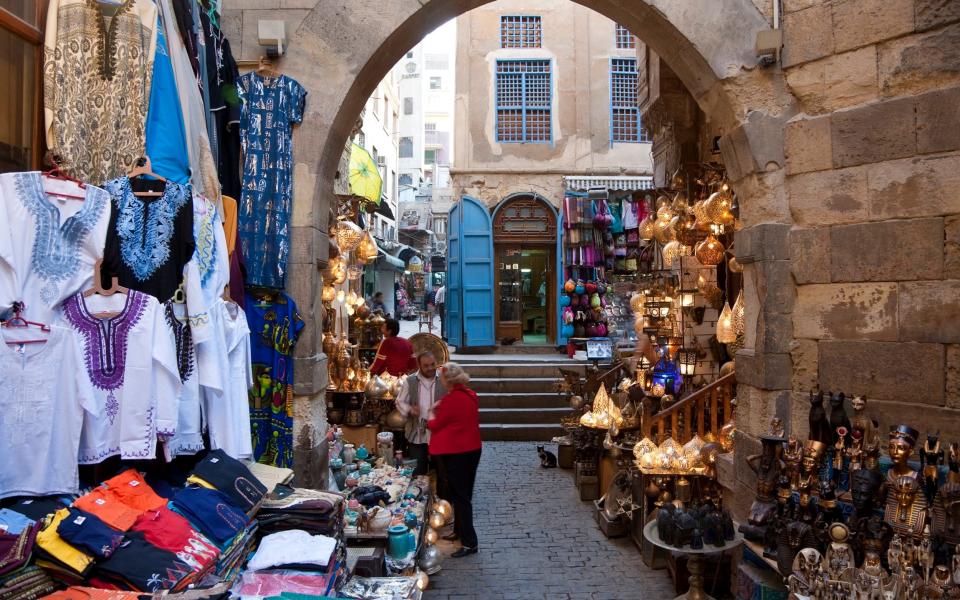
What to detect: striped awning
<box><xmin>563</xmin><ymin>175</ymin><xmax>654</xmax><ymax>191</ymax></box>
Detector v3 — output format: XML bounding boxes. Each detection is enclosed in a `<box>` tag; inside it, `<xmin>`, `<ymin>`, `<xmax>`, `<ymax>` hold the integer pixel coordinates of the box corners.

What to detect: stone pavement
<box><xmin>425</xmin><ymin>442</ymin><xmax>674</xmax><ymax>600</ymax></box>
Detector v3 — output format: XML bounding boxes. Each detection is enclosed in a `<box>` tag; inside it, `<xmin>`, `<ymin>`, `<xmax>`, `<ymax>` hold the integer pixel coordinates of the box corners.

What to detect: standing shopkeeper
<box><xmin>428</xmin><ymin>362</ymin><xmax>482</xmax><ymax>558</ymax></box>
<box><xmin>370</xmin><ymin>318</ymin><xmax>417</xmax><ymax>377</ymax></box>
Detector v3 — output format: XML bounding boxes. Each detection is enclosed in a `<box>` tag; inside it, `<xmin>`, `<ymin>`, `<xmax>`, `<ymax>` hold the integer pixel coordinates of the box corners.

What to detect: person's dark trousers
<box><xmin>407</xmin><ymin>443</ymin><xmax>431</xmax><ymax>476</ymax></box>
<box><xmin>439</xmin><ymin>448</ymin><xmax>481</xmax><ymax>548</ymax></box>
<box><xmin>438</xmin><ymin>303</ymin><xmax>445</xmax><ymax>339</ymax></box>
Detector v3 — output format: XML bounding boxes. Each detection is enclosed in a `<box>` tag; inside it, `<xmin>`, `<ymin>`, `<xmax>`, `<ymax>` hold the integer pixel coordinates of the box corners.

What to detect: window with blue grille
<box><xmin>500</xmin><ymin>16</ymin><xmax>542</xmax><ymax>48</ymax></box>
<box><xmin>610</xmin><ymin>58</ymin><xmax>649</xmax><ymax>143</ymax></box>
<box><xmin>615</xmin><ymin>24</ymin><xmax>635</xmax><ymax>49</ymax></box>
<box><xmin>495</xmin><ymin>60</ymin><xmax>552</xmax><ymax>143</ymax></box>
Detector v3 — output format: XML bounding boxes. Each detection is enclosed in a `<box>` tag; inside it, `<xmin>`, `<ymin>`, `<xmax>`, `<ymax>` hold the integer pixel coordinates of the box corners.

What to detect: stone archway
<box><xmin>222</xmin><ymin>0</ymin><xmax>960</xmax><ymax>497</ymax></box>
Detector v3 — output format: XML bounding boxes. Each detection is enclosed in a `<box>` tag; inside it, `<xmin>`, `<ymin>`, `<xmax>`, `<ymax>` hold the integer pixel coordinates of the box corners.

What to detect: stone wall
<box><xmin>219</xmin><ymin>0</ymin><xmax>960</xmax><ymax>512</ymax></box>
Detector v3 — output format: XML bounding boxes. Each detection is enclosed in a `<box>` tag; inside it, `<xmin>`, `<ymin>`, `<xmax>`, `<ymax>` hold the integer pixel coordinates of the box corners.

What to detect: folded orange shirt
<box><xmin>72</xmin><ymin>489</ymin><xmax>140</xmax><ymax>532</ymax></box>
<box><xmin>101</xmin><ymin>469</ymin><xmax>166</xmax><ymax>512</ymax></box>
<box><xmin>41</xmin><ymin>586</ymin><xmax>143</xmax><ymax>599</ymax></box>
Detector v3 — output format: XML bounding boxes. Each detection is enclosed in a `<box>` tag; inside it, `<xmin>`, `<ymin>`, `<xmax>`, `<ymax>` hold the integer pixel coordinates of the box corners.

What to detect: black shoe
<box><xmin>442</xmin><ymin>532</ymin><xmax>459</xmax><ymax>541</ymax></box>
<box><xmin>451</xmin><ymin>546</ymin><xmax>478</xmax><ymax>558</ymax></box>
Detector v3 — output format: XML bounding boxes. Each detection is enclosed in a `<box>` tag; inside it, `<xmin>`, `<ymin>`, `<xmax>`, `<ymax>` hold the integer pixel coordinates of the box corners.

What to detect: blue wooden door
<box><xmin>556</xmin><ymin>212</ymin><xmax>567</xmax><ymax>345</ymax></box>
<box><xmin>447</xmin><ymin>197</ymin><xmax>495</xmax><ymax>347</ymax></box>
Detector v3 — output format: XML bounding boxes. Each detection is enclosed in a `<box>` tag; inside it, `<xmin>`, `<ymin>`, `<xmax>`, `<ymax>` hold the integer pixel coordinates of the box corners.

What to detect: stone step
<box><xmin>469</xmin><ymin>377</ymin><xmax>559</xmax><ymax>394</ymax></box>
<box><xmin>479</xmin><ymin>406</ymin><xmax>572</xmax><ymax>424</ymax></box>
<box><xmin>460</xmin><ymin>362</ymin><xmax>584</xmax><ymax>378</ymax></box>
<box><xmin>478</xmin><ymin>392</ymin><xmax>569</xmax><ymax>409</ymax></box>
<box><xmin>480</xmin><ymin>423</ymin><xmax>564</xmax><ymax>441</ymax></box>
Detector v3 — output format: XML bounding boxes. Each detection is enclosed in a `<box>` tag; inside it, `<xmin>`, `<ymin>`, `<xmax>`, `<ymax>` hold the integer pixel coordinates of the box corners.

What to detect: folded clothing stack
<box><xmin>0</xmin><ymin>565</ymin><xmax>56</xmax><ymax>600</ymax></box>
<box><xmin>256</xmin><ymin>488</ymin><xmax>345</xmax><ymax>538</ymax></box>
<box><xmin>237</xmin><ymin>529</ymin><xmax>348</xmax><ymax>597</ymax></box>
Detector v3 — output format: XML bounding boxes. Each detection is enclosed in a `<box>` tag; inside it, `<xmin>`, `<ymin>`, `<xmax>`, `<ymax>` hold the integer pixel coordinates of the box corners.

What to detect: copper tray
<box><xmin>409</xmin><ymin>332</ymin><xmax>449</xmax><ymax>364</ymax></box>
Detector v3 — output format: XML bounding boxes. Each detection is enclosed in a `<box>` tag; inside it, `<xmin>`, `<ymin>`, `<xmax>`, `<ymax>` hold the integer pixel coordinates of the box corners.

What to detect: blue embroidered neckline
<box><xmin>104</xmin><ymin>177</ymin><xmax>190</xmax><ymax>282</ymax></box>
<box><xmin>15</xmin><ymin>172</ymin><xmax>108</xmax><ymax>304</ymax></box>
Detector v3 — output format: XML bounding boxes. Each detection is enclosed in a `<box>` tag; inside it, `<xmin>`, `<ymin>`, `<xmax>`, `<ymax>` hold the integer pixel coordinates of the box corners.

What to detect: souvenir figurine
<box><xmin>850</xmin><ymin>395</ymin><xmax>880</xmax><ymax>467</ymax></box>
<box><xmin>888</xmin><ymin>534</ymin><xmax>905</xmax><ymax>576</ymax></box>
<box><xmin>739</xmin><ymin>435</ymin><xmax>785</xmax><ymax>544</ymax></box>
<box><xmin>857</xmin><ymin>513</ymin><xmax>893</xmax><ymax>569</ymax></box>
<box><xmin>833</xmin><ymin>426</ymin><xmax>848</xmax><ymax>483</ymax></box>
<box><xmin>920</xmin><ymin>432</ymin><xmax>944</xmax><ymax>505</ymax></box>
<box><xmin>854</xmin><ymin>550</ymin><xmax>888</xmax><ymax>599</ymax></box>
<box><xmin>885</xmin><ymin>474</ymin><xmax>927</xmax><ymax>537</ymax></box>
<box><xmin>788</xmin><ymin>548</ymin><xmax>825</xmax><ymax>598</ymax></box>
<box><xmin>798</xmin><ymin>440</ymin><xmax>827</xmax><ymax>502</ymax></box>
<box><xmin>776</xmin><ymin>519</ymin><xmax>819</xmax><ymax>577</ymax></box>
<box><xmin>825</xmin><ymin>523</ymin><xmax>854</xmax><ymax>579</ymax></box>
<box><xmin>887</xmin><ymin>425</ymin><xmax>920</xmax><ymax>483</ymax></box>
<box><xmin>828</xmin><ymin>392</ymin><xmax>851</xmax><ymax>445</ymax></box>
<box><xmin>849</xmin><ymin>468</ymin><xmax>883</xmax><ymax>521</ymax></box>
<box><xmin>784</xmin><ymin>435</ymin><xmax>803</xmax><ymax>490</ymax></box>
<box><xmin>917</xmin><ymin>525</ymin><xmax>934</xmax><ymax>583</ymax></box>
<box><xmin>936</xmin><ymin>478</ymin><xmax>960</xmax><ymax>542</ymax></box>
<box><xmin>931</xmin><ymin>565</ymin><xmax>953</xmax><ymax>594</ymax></box>
<box><xmin>771</xmin><ymin>417</ymin><xmax>785</xmax><ymax>439</ymax></box>
<box><xmin>847</xmin><ymin>430</ymin><xmax>864</xmax><ymax>473</ymax></box>
<box><xmin>721</xmin><ymin>509</ymin><xmax>735</xmax><ymax>541</ymax></box>
<box><xmin>809</xmin><ymin>390</ymin><xmax>831</xmax><ymax>444</ymax></box>
<box><xmin>952</xmin><ymin>544</ymin><xmax>960</xmax><ymax>585</ymax></box>
<box><xmin>657</xmin><ymin>504</ymin><xmax>676</xmax><ymax>546</ymax></box>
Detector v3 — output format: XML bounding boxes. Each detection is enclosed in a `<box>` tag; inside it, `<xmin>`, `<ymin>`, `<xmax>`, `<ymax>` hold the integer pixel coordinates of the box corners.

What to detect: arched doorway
<box><xmin>491</xmin><ymin>194</ymin><xmax>560</xmax><ymax>345</ymax></box>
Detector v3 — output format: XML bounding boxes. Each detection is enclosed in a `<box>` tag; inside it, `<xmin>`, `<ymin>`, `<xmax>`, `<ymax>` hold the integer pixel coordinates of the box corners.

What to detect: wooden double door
<box><xmin>494</xmin><ymin>243</ymin><xmax>555</xmax><ymax>345</ymax></box>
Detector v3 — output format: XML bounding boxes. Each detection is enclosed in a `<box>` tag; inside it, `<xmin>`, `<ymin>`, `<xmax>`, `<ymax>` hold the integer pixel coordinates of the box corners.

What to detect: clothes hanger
<box><xmin>41</xmin><ymin>153</ymin><xmax>87</xmax><ymax>200</ymax></box>
<box><xmin>127</xmin><ymin>156</ymin><xmax>166</xmax><ymax>198</ymax></box>
<box><xmin>256</xmin><ymin>56</ymin><xmax>281</xmax><ymax>78</ymax></box>
<box><xmin>82</xmin><ymin>259</ymin><xmax>129</xmax><ymax>319</ymax></box>
<box><xmin>2</xmin><ymin>302</ymin><xmax>51</xmax><ymax>345</ymax></box>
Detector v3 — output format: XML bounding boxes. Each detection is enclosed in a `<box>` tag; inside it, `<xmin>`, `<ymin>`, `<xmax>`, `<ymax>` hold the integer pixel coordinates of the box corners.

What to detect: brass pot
<box><xmin>385</xmin><ymin>409</ymin><xmax>406</xmax><ymax>430</ymax></box>
<box><xmin>365</xmin><ymin>375</ymin><xmax>389</xmax><ymax>400</ymax></box>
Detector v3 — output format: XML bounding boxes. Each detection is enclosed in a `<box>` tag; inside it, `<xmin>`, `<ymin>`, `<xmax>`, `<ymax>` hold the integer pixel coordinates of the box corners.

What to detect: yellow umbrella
<box><xmin>348</xmin><ymin>143</ymin><xmax>383</xmax><ymax>205</ymax></box>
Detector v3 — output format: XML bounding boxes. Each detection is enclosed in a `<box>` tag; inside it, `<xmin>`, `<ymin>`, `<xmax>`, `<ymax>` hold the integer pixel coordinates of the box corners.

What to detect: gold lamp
<box><xmin>716</xmin><ymin>302</ymin><xmax>736</xmax><ymax>344</ymax></box>
<box><xmin>356</xmin><ymin>231</ymin><xmax>379</xmax><ymax>264</ymax></box>
<box><xmin>334</xmin><ymin>218</ymin><xmax>364</xmax><ymax>252</ymax></box>
<box><xmin>695</xmin><ymin>234</ymin><xmax>725</xmax><ymax>266</ymax></box>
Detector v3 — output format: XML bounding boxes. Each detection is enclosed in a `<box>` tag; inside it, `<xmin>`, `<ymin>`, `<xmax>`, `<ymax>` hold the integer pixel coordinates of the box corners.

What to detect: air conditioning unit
<box><xmin>377</xmin><ymin>156</ymin><xmax>387</xmax><ymax>167</ymax></box>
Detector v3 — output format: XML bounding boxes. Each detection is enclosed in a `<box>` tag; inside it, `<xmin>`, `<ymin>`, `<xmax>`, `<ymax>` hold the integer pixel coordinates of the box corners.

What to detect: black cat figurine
<box><xmin>828</xmin><ymin>392</ymin><xmax>850</xmax><ymax>445</ymax></box>
<box><xmin>808</xmin><ymin>390</ymin><xmax>831</xmax><ymax>444</ymax></box>
<box><xmin>537</xmin><ymin>445</ymin><xmax>558</xmax><ymax>468</ymax></box>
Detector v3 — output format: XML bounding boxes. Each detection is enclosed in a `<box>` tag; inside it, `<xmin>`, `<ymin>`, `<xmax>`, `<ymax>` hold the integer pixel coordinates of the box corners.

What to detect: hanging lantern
<box><xmin>728</xmin><ymin>255</ymin><xmax>743</xmax><ymax>273</ymax></box>
<box><xmin>334</xmin><ymin>218</ymin><xmax>364</xmax><ymax>252</ymax></box>
<box><xmin>336</xmin><ymin>289</ymin><xmax>346</xmax><ymax>303</ymax></box>
<box><xmin>695</xmin><ymin>234</ymin><xmax>725</xmax><ymax>266</ymax></box>
<box><xmin>326</xmin><ymin>255</ymin><xmax>347</xmax><ymax>285</ymax></box>
<box><xmin>579</xmin><ymin>384</ymin><xmax>623</xmax><ymax>429</ymax></box>
<box><xmin>678</xmin><ymin>348</ymin><xmax>698</xmax><ymax>376</ymax></box>
<box><xmin>356</xmin><ymin>231</ymin><xmax>379</xmax><ymax>264</ymax></box>
<box><xmin>717</xmin><ymin>302</ymin><xmax>736</xmax><ymax>344</ymax></box>
<box><xmin>732</xmin><ymin>290</ymin><xmax>746</xmax><ymax>335</ymax></box>
<box><xmin>321</xmin><ymin>285</ymin><xmax>336</xmax><ymax>303</ymax></box>
<box><xmin>639</xmin><ymin>215</ymin><xmax>656</xmax><ymax>241</ymax></box>
<box><xmin>347</xmin><ymin>265</ymin><xmax>363</xmax><ymax>281</ymax></box>
<box><xmin>706</xmin><ymin>191</ymin><xmax>735</xmax><ymax>226</ymax></box>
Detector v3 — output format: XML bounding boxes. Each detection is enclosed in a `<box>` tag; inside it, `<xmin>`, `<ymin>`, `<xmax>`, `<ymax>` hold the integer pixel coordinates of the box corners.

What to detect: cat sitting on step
<box><xmin>537</xmin><ymin>445</ymin><xmax>558</xmax><ymax>468</ymax></box>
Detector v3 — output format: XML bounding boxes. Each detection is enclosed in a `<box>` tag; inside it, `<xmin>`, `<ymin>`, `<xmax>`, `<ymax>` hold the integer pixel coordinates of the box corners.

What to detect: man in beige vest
<box><xmin>395</xmin><ymin>350</ymin><xmax>447</xmax><ymax>476</ymax></box>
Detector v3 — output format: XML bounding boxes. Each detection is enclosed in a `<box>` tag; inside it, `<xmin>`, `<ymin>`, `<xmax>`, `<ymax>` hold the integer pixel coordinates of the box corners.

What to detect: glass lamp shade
<box><xmin>655</xmin><ymin>197</ymin><xmax>673</xmax><ymax>221</ymax></box>
<box><xmin>334</xmin><ymin>218</ymin><xmax>364</xmax><ymax>252</ymax></box>
<box><xmin>732</xmin><ymin>291</ymin><xmax>745</xmax><ymax>335</ymax></box>
<box><xmin>693</xmin><ymin>200</ymin><xmax>712</xmax><ymax>229</ymax></box>
<box><xmin>671</xmin><ymin>192</ymin><xmax>689</xmax><ymax>213</ymax></box>
<box><xmin>716</xmin><ymin>302</ymin><xmax>737</xmax><ymax>344</ymax></box>
<box><xmin>639</xmin><ymin>216</ymin><xmax>656</xmax><ymax>240</ymax></box>
<box><xmin>347</xmin><ymin>265</ymin><xmax>363</xmax><ymax>281</ymax></box>
<box><xmin>322</xmin><ymin>285</ymin><xmax>336</xmax><ymax>303</ymax></box>
<box><xmin>356</xmin><ymin>231</ymin><xmax>379</xmax><ymax>264</ymax></box>
<box><xmin>695</xmin><ymin>234</ymin><xmax>725</xmax><ymax>266</ymax></box>
<box><xmin>654</xmin><ymin>218</ymin><xmax>676</xmax><ymax>244</ymax></box>
<box><xmin>706</xmin><ymin>191</ymin><xmax>735</xmax><ymax>226</ymax></box>
<box><xmin>680</xmin><ymin>292</ymin><xmax>695</xmax><ymax>307</ymax></box>
<box><xmin>630</xmin><ymin>293</ymin><xmax>646</xmax><ymax>314</ymax></box>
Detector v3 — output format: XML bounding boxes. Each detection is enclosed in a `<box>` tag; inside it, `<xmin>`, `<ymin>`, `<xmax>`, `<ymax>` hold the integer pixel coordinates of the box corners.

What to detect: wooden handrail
<box><xmin>642</xmin><ymin>372</ymin><xmax>736</xmax><ymax>444</ymax></box>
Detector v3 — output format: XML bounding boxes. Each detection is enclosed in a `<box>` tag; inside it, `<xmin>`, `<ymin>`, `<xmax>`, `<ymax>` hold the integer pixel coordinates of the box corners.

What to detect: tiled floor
<box><xmin>423</xmin><ymin>442</ymin><xmax>675</xmax><ymax>600</ymax></box>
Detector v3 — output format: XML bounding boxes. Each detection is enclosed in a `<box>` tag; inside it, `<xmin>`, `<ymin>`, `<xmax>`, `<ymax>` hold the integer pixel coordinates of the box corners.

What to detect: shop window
<box><xmin>399</xmin><ymin>173</ymin><xmax>413</xmax><ymax>186</ymax></box>
<box><xmin>615</xmin><ymin>24</ymin><xmax>635</xmax><ymax>49</ymax></box>
<box><xmin>495</xmin><ymin>59</ymin><xmax>552</xmax><ymax>143</ymax></box>
<box><xmin>610</xmin><ymin>58</ymin><xmax>649</xmax><ymax>143</ymax></box>
<box><xmin>399</xmin><ymin>137</ymin><xmax>413</xmax><ymax>158</ymax></box>
<box><xmin>403</xmin><ymin>97</ymin><xmax>413</xmax><ymax>115</ymax></box>
<box><xmin>424</xmin><ymin>149</ymin><xmax>436</xmax><ymax>164</ymax></box>
<box><xmin>500</xmin><ymin>15</ymin><xmax>541</xmax><ymax>48</ymax></box>
<box><xmin>357</xmin><ymin>131</ymin><xmax>366</xmax><ymax>148</ymax></box>
<box><xmin>0</xmin><ymin>5</ymin><xmax>43</xmax><ymax>173</ymax></box>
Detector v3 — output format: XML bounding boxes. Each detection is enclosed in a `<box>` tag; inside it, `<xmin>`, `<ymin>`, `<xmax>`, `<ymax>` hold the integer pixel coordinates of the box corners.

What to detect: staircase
<box><xmin>458</xmin><ymin>357</ymin><xmax>582</xmax><ymax>441</ymax></box>
<box><xmin>642</xmin><ymin>372</ymin><xmax>737</xmax><ymax>444</ymax></box>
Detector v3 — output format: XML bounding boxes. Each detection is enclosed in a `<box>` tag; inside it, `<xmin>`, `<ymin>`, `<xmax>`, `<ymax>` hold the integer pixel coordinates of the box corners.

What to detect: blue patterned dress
<box><xmin>237</xmin><ymin>73</ymin><xmax>306</xmax><ymax>289</ymax></box>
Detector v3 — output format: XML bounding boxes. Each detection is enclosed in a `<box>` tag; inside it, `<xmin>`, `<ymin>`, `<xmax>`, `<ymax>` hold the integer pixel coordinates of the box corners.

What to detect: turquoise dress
<box><xmin>237</xmin><ymin>72</ymin><xmax>307</xmax><ymax>290</ymax></box>
<box><xmin>145</xmin><ymin>15</ymin><xmax>190</xmax><ymax>184</ymax></box>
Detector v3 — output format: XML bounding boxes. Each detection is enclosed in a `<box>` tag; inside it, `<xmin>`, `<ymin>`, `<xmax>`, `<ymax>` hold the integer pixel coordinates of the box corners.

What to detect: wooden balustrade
<box><xmin>641</xmin><ymin>372</ymin><xmax>736</xmax><ymax>444</ymax></box>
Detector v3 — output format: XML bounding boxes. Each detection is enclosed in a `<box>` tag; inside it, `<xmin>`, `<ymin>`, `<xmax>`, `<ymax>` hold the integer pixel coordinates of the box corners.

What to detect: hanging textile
<box><xmin>161</xmin><ymin>300</ymin><xmax>203</xmax><ymax>460</ymax></box>
<box><xmin>216</xmin><ymin>39</ymin><xmax>243</xmax><ymax>199</ymax></box>
<box><xmin>145</xmin><ymin>12</ymin><xmax>190</xmax><ymax>184</ymax></box>
<box><xmin>43</xmin><ymin>0</ymin><xmax>159</xmax><ymax>184</ymax></box>
<box><xmin>101</xmin><ymin>177</ymin><xmax>195</xmax><ymax>303</ymax></box>
<box><xmin>237</xmin><ymin>72</ymin><xmax>307</xmax><ymax>289</ymax></box>
<box><xmin>202</xmin><ymin>299</ymin><xmax>254</xmax><ymax>460</ymax></box>
<box><xmin>245</xmin><ymin>292</ymin><xmax>303</xmax><ymax>468</ymax></box>
<box><xmin>0</xmin><ymin>172</ymin><xmax>112</xmax><ymax>321</ymax></box>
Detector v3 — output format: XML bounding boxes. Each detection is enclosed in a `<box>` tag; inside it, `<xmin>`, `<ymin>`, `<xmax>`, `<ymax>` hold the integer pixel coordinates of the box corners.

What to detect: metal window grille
<box><xmin>500</xmin><ymin>16</ymin><xmax>542</xmax><ymax>48</ymax></box>
<box><xmin>615</xmin><ymin>24</ymin><xmax>635</xmax><ymax>49</ymax></box>
<box><xmin>610</xmin><ymin>58</ymin><xmax>649</xmax><ymax>143</ymax></box>
<box><xmin>495</xmin><ymin>60</ymin><xmax>552</xmax><ymax>143</ymax></box>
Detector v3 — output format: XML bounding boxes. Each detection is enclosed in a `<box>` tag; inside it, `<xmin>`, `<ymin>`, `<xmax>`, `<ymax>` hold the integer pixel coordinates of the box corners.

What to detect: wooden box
<box><xmin>340</xmin><ymin>425</ymin><xmax>380</xmax><ymax>452</ymax></box>
<box><xmin>593</xmin><ymin>498</ymin><xmax>628</xmax><ymax>538</ymax></box>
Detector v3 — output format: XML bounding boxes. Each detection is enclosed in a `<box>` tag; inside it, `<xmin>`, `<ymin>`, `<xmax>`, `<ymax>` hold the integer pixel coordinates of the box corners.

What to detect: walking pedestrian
<box><xmin>434</xmin><ymin>284</ymin><xmax>446</xmax><ymax>340</ymax></box>
<box><xmin>395</xmin><ymin>351</ymin><xmax>446</xmax><ymax>476</ymax></box>
<box><xmin>428</xmin><ymin>362</ymin><xmax>482</xmax><ymax>557</ymax></box>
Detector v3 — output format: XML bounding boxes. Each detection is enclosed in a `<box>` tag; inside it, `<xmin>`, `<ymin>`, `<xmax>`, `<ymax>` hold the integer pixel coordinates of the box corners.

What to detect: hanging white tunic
<box><xmin>0</xmin><ymin>172</ymin><xmax>111</xmax><ymax>321</ymax></box>
<box><xmin>162</xmin><ymin>301</ymin><xmax>203</xmax><ymax>460</ymax></box>
<box><xmin>184</xmin><ymin>193</ymin><xmax>229</xmax><ymax>347</ymax></box>
<box><xmin>0</xmin><ymin>325</ymin><xmax>95</xmax><ymax>499</ymax></box>
<box><xmin>202</xmin><ymin>299</ymin><xmax>253</xmax><ymax>460</ymax></box>
<box><xmin>61</xmin><ymin>290</ymin><xmax>181</xmax><ymax>463</ymax></box>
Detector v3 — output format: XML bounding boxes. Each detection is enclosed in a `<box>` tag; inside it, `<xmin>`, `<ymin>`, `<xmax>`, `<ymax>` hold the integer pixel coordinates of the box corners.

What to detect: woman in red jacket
<box><xmin>427</xmin><ymin>362</ymin><xmax>482</xmax><ymax>557</ymax></box>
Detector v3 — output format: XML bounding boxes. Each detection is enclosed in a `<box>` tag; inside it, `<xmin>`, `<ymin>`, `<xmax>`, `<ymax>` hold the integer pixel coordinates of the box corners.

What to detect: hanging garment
<box><xmin>245</xmin><ymin>292</ymin><xmax>304</xmax><ymax>468</ymax></box>
<box><xmin>216</xmin><ymin>39</ymin><xmax>243</xmax><ymax>199</ymax></box>
<box><xmin>145</xmin><ymin>13</ymin><xmax>190</xmax><ymax>184</ymax></box>
<box><xmin>202</xmin><ymin>299</ymin><xmax>253</xmax><ymax>460</ymax></box>
<box><xmin>62</xmin><ymin>290</ymin><xmax>181</xmax><ymax>464</ymax></box>
<box><xmin>162</xmin><ymin>301</ymin><xmax>203</xmax><ymax>459</ymax></box>
<box><xmin>237</xmin><ymin>72</ymin><xmax>307</xmax><ymax>289</ymax></box>
<box><xmin>183</xmin><ymin>194</ymin><xmax>229</xmax><ymax>345</ymax></box>
<box><xmin>43</xmin><ymin>0</ymin><xmax>158</xmax><ymax>184</ymax></box>
<box><xmin>196</xmin><ymin>7</ymin><xmax>218</xmax><ymax>163</ymax></box>
<box><xmin>221</xmin><ymin>195</ymin><xmax>238</xmax><ymax>255</ymax></box>
<box><xmin>101</xmin><ymin>177</ymin><xmax>194</xmax><ymax>303</ymax></box>
<box><xmin>0</xmin><ymin>173</ymin><xmax>112</xmax><ymax>322</ymax></box>
<box><xmin>158</xmin><ymin>0</ymin><xmax>221</xmax><ymax>207</ymax></box>
<box><xmin>0</xmin><ymin>326</ymin><xmax>94</xmax><ymax>499</ymax></box>
<box><xmin>622</xmin><ymin>199</ymin><xmax>639</xmax><ymax>230</ymax></box>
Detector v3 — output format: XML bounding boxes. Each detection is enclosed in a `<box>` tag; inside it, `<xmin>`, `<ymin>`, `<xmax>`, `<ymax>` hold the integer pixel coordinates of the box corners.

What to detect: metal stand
<box><xmin>643</xmin><ymin>520</ymin><xmax>743</xmax><ymax>600</ymax></box>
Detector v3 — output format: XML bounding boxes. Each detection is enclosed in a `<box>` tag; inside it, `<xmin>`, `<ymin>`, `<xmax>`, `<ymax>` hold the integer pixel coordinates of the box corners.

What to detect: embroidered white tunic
<box><xmin>61</xmin><ymin>290</ymin><xmax>181</xmax><ymax>463</ymax></box>
<box><xmin>0</xmin><ymin>172</ymin><xmax>111</xmax><ymax>322</ymax></box>
<box><xmin>184</xmin><ymin>193</ymin><xmax>229</xmax><ymax>346</ymax></box>
<box><xmin>162</xmin><ymin>301</ymin><xmax>203</xmax><ymax>460</ymax></box>
<box><xmin>0</xmin><ymin>325</ymin><xmax>95</xmax><ymax>499</ymax></box>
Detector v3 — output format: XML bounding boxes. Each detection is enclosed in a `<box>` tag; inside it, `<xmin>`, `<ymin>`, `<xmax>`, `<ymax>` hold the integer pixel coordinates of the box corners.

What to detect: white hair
<box><xmin>441</xmin><ymin>362</ymin><xmax>470</xmax><ymax>386</ymax></box>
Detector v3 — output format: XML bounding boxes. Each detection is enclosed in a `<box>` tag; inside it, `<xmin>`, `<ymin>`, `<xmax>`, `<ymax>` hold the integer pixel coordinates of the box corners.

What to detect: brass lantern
<box><xmin>357</xmin><ymin>231</ymin><xmax>379</xmax><ymax>264</ymax></box>
<box><xmin>334</xmin><ymin>218</ymin><xmax>364</xmax><ymax>252</ymax></box>
<box><xmin>694</xmin><ymin>234</ymin><xmax>725</xmax><ymax>266</ymax></box>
